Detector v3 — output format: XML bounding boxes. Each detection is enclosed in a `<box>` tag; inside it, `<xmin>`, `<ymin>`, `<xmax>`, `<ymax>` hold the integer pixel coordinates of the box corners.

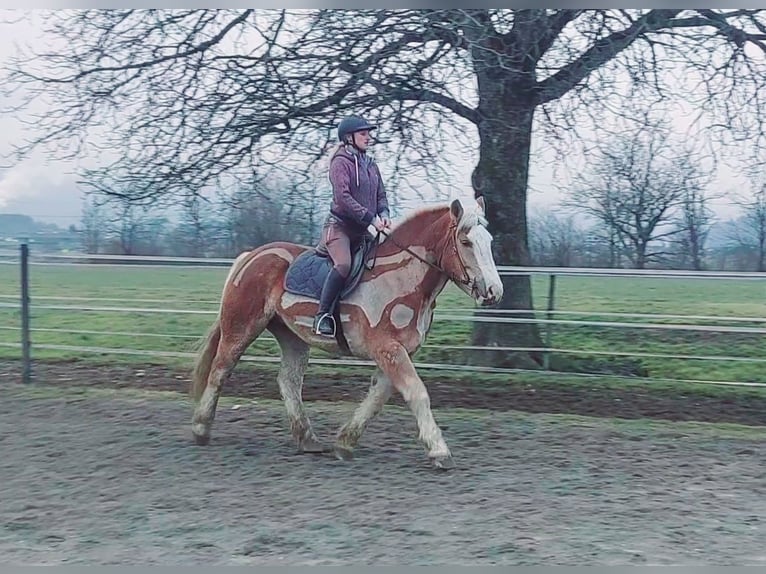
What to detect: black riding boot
<box><xmin>313</xmin><ymin>268</ymin><xmax>346</xmax><ymax>336</ymax></box>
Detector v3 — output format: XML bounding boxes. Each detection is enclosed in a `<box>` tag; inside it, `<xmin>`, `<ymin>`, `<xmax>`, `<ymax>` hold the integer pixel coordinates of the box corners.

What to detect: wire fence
<box><xmin>1</xmin><ymin>244</ymin><xmax>765</xmax><ymax>388</ymax></box>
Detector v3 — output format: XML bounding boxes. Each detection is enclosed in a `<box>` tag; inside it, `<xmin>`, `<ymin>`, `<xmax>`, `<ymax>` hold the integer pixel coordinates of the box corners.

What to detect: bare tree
<box><xmin>583</xmin><ymin>224</ymin><xmax>626</xmax><ymax>268</ymax></box>
<box><xmin>529</xmin><ymin>209</ymin><xmax>587</xmax><ymax>267</ymax></box>
<box><xmin>179</xmin><ymin>196</ymin><xmax>207</xmax><ymax>258</ymax></box>
<box><xmin>729</xmin><ymin>183</ymin><xmax>766</xmax><ymax>271</ymax></box>
<box><xmin>78</xmin><ymin>196</ymin><xmax>104</xmax><ymax>254</ymax></box>
<box><xmin>4</xmin><ymin>9</ymin><xmax>766</xmax><ymax>366</ymax></box>
<box><xmin>110</xmin><ymin>203</ymin><xmax>142</xmax><ymax>256</ymax></box>
<box><xmin>230</xmin><ymin>193</ymin><xmax>299</xmax><ymax>250</ymax></box>
<box><xmin>670</xmin><ymin>184</ymin><xmax>717</xmax><ymax>270</ymax></box>
<box><xmin>568</xmin><ymin>114</ymin><xmax>712</xmax><ymax>269</ymax></box>
<box><xmin>90</xmin><ymin>195</ymin><xmax>166</xmax><ymax>255</ymax></box>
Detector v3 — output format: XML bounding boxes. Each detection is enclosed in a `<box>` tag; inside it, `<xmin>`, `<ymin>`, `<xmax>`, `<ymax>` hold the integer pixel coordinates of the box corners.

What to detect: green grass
<box><xmin>1</xmin><ymin>264</ymin><xmax>765</xmax><ymax>388</ymax></box>
<box><xmin>535</xmin><ymin>275</ymin><xmax>766</xmax><ymax>384</ymax></box>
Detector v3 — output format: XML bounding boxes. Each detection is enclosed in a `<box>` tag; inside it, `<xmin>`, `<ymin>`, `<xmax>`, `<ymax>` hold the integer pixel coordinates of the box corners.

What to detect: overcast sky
<box><xmin>0</xmin><ymin>10</ymin><xmax>753</xmax><ymax>227</ymax></box>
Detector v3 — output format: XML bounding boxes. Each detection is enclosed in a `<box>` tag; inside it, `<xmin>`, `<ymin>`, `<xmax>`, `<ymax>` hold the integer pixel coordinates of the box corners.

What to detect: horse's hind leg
<box><xmin>191</xmin><ymin>316</ymin><xmax>269</xmax><ymax>445</ymax></box>
<box><xmin>333</xmin><ymin>368</ymin><xmax>393</xmax><ymax>460</ymax></box>
<box><xmin>191</xmin><ymin>335</ymin><xmax>251</xmax><ymax>444</ymax></box>
<box><xmin>269</xmin><ymin>321</ymin><xmax>324</xmax><ymax>453</ymax></box>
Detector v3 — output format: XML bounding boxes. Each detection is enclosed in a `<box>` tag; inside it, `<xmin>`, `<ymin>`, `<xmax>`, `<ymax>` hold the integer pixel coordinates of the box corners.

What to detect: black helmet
<box><xmin>337</xmin><ymin>115</ymin><xmax>377</xmax><ymax>142</ymax></box>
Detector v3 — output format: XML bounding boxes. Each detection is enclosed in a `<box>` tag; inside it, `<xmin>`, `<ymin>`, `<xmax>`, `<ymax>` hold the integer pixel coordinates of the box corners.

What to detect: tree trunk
<box><xmin>469</xmin><ymin>102</ymin><xmax>544</xmax><ymax>369</ymax></box>
<box><xmin>635</xmin><ymin>243</ymin><xmax>647</xmax><ymax>269</ymax></box>
<box><xmin>689</xmin><ymin>225</ymin><xmax>703</xmax><ymax>270</ymax></box>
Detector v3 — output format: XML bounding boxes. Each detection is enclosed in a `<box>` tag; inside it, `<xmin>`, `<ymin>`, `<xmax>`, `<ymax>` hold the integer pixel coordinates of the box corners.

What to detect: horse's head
<box><xmin>442</xmin><ymin>197</ymin><xmax>503</xmax><ymax>307</ymax></box>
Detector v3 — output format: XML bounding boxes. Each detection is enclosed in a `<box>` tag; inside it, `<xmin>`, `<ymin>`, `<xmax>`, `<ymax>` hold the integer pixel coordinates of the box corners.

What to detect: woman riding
<box><xmin>313</xmin><ymin>115</ymin><xmax>392</xmax><ymax>337</ymax></box>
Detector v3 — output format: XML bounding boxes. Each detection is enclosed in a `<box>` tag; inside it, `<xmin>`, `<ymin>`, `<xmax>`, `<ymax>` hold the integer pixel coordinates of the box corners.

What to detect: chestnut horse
<box><xmin>190</xmin><ymin>197</ymin><xmax>503</xmax><ymax>469</ymax></box>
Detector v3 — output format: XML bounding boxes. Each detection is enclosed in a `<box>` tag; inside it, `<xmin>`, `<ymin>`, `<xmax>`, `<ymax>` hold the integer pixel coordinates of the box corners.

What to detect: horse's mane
<box><xmin>388</xmin><ymin>200</ymin><xmax>485</xmax><ymax>237</ymax></box>
<box><xmin>388</xmin><ymin>203</ymin><xmax>450</xmax><ymax>233</ymax></box>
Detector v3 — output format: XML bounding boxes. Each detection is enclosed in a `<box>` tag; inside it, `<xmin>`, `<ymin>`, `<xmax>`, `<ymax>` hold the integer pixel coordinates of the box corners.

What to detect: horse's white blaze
<box><xmin>467</xmin><ymin>224</ymin><xmax>503</xmax><ymax>301</ymax></box>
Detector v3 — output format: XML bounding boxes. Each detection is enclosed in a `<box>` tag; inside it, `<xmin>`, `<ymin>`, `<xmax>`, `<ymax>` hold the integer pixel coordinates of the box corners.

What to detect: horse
<box><xmin>189</xmin><ymin>196</ymin><xmax>503</xmax><ymax>469</ymax></box>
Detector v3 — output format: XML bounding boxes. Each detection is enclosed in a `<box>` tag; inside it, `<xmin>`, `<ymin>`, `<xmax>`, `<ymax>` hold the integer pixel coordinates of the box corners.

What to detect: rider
<box><xmin>313</xmin><ymin>115</ymin><xmax>392</xmax><ymax>336</ymax></box>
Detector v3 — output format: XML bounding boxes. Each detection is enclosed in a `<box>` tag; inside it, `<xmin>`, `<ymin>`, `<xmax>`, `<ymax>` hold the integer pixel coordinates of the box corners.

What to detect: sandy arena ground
<box><xmin>0</xmin><ymin>359</ymin><xmax>764</xmax><ymax>565</ymax></box>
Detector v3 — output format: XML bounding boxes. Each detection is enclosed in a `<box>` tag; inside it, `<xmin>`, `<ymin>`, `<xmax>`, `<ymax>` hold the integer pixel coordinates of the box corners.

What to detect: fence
<box><xmin>1</xmin><ymin>241</ymin><xmax>766</xmax><ymax>388</ymax></box>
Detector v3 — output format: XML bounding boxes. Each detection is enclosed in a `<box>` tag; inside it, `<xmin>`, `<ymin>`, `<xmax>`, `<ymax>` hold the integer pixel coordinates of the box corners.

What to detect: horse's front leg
<box><xmin>333</xmin><ymin>367</ymin><xmax>393</xmax><ymax>460</ymax></box>
<box><xmin>374</xmin><ymin>342</ymin><xmax>454</xmax><ymax>469</ymax></box>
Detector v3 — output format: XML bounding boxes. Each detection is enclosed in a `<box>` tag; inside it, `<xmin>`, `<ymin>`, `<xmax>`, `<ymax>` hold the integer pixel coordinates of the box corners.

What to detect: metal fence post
<box><xmin>543</xmin><ymin>273</ymin><xmax>556</xmax><ymax>370</ymax></box>
<box><xmin>20</xmin><ymin>240</ymin><xmax>31</xmax><ymax>383</ymax></box>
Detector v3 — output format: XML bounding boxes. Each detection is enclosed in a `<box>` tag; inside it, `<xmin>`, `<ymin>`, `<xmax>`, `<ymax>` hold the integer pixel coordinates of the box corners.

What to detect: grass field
<box><xmin>1</xmin><ymin>262</ymin><xmax>765</xmax><ymax>387</ymax></box>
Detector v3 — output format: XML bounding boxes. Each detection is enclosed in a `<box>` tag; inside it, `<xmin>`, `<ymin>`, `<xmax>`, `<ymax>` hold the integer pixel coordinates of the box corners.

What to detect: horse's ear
<box><xmin>476</xmin><ymin>195</ymin><xmax>486</xmax><ymax>215</ymax></box>
<box><xmin>450</xmin><ymin>199</ymin><xmax>464</xmax><ymax>222</ymax></box>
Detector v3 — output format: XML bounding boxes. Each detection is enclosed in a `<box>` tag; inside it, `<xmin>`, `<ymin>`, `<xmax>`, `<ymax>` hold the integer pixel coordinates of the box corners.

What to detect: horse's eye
<box><xmin>460</xmin><ymin>239</ymin><xmax>472</xmax><ymax>246</ymax></box>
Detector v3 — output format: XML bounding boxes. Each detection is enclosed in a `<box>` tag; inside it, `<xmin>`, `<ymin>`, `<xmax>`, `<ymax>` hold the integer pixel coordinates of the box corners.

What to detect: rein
<box><xmin>377</xmin><ymin>224</ymin><xmax>471</xmax><ymax>287</ymax></box>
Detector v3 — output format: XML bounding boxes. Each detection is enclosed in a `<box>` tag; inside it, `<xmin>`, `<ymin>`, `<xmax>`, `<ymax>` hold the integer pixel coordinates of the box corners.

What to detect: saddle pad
<box><xmin>283</xmin><ymin>236</ymin><xmax>378</xmax><ymax>301</ymax></box>
<box><xmin>283</xmin><ymin>250</ymin><xmax>334</xmax><ymax>299</ymax></box>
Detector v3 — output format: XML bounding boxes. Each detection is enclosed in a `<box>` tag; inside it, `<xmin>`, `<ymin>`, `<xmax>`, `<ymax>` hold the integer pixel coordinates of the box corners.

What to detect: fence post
<box><xmin>20</xmin><ymin>240</ymin><xmax>31</xmax><ymax>384</ymax></box>
<box><xmin>543</xmin><ymin>273</ymin><xmax>556</xmax><ymax>370</ymax></box>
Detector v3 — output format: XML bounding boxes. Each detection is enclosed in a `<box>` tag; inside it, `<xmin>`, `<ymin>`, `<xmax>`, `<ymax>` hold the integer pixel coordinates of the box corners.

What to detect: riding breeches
<box><xmin>318</xmin><ymin>218</ymin><xmax>360</xmax><ymax>279</ymax></box>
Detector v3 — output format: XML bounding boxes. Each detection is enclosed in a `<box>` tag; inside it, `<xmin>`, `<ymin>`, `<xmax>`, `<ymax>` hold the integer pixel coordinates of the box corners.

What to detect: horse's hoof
<box><xmin>333</xmin><ymin>445</ymin><xmax>354</xmax><ymax>461</ymax></box>
<box><xmin>299</xmin><ymin>438</ymin><xmax>326</xmax><ymax>454</ymax></box>
<box><xmin>193</xmin><ymin>433</ymin><xmax>210</xmax><ymax>446</ymax></box>
<box><xmin>430</xmin><ymin>455</ymin><xmax>455</xmax><ymax>470</ymax></box>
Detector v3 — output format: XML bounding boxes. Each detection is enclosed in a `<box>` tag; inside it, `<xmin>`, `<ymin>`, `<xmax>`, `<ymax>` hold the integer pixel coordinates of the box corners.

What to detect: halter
<box><xmin>378</xmin><ymin>218</ymin><xmax>473</xmax><ymax>288</ymax></box>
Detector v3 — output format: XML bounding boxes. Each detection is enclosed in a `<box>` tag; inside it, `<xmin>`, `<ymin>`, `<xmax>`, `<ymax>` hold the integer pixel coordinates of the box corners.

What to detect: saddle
<box><xmin>284</xmin><ymin>231</ymin><xmax>379</xmax><ymax>303</ymax></box>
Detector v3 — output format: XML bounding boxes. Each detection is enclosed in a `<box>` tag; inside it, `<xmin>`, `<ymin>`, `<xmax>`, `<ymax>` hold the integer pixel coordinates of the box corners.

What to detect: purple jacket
<box><xmin>328</xmin><ymin>146</ymin><xmax>389</xmax><ymax>232</ymax></box>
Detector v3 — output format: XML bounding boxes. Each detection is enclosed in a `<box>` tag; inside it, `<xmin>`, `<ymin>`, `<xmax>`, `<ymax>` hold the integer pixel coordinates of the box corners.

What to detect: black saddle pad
<box><xmin>284</xmin><ymin>234</ymin><xmax>377</xmax><ymax>300</ymax></box>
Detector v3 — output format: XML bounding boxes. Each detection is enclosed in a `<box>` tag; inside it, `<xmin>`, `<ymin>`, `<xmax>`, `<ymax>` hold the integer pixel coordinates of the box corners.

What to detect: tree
<box><xmin>88</xmin><ymin>195</ymin><xmax>168</xmax><ymax>255</ymax></box>
<box><xmin>568</xmin><ymin>114</ymin><xmax>712</xmax><ymax>269</ymax></box>
<box><xmin>729</xmin><ymin>183</ymin><xmax>766</xmax><ymax>271</ymax></box>
<box><xmin>227</xmin><ymin>189</ymin><xmax>307</xmax><ymax>250</ymax></box>
<box><xmin>79</xmin><ymin>196</ymin><xmax>105</xmax><ymax>254</ymax></box>
<box><xmin>4</xmin><ymin>9</ymin><xmax>766</xmax><ymax>366</ymax></box>
<box><xmin>671</xmin><ymin>184</ymin><xmax>717</xmax><ymax>270</ymax></box>
<box><xmin>178</xmin><ymin>196</ymin><xmax>208</xmax><ymax>258</ymax></box>
<box><xmin>528</xmin><ymin>209</ymin><xmax>587</xmax><ymax>267</ymax></box>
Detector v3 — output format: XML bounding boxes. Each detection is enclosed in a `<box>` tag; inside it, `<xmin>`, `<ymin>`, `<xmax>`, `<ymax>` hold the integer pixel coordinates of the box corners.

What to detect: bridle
<box><xmin>377</xmin><ymin>220</ymin><xmax>473</xmax><ymax>288</ymax></box>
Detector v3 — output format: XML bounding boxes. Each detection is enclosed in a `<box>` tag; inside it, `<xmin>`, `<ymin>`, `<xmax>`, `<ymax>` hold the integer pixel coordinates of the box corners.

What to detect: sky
<box><xmin>0</xmin><ymin>11</ymin><xmax>85</xmax><ymax>227</ymax></box>
<box><xmin>0</xmin><ymin>10</ymin><xmax>755</xmax><ymax>228</ymax></box>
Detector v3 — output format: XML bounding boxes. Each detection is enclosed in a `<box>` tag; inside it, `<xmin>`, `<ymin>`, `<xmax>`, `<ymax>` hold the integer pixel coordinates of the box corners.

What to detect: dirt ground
<box><xmin>2</xmin><ymin>359</ymin><xmax>765</xmax><ymax>427</ymax></box>
<box><xmin>0</xmin><ymin>359</ymin><xmax>765</xmax><ymax>565</ymax></box>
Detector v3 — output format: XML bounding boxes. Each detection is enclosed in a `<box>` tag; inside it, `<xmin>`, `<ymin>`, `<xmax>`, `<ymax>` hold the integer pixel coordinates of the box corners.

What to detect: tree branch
<box><xmin>535</xmin><ymin>10</ymin><xmax>583</xmax><ymax>57</ymax></box>
<box><xmin>43</xmin><ymin>9</ymin><xmax>254</xmax><ymax>83</ymax></box>
<box><xmin>535</xmin><ymin>9</ymin><xmax>683</xmax><ymax>105</ymax></box>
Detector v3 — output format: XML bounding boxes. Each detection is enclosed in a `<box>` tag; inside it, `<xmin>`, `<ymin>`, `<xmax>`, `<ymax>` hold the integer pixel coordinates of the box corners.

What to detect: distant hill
<box><xmin>0</xmin><ymin>213</ymin><xmax>67</xmax><ymax>238</ymax></box>
<box><xmin>0</xmin><ymin>213</ymin><xmax>79</xmax><ymax>253</ymax></box>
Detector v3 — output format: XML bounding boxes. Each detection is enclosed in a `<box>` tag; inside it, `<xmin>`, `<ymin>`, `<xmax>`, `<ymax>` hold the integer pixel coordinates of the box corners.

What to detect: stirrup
<box><xmin>313</xmin><ymin>312</ymin><xmax>336</xmax><ymax>337</ymax></box>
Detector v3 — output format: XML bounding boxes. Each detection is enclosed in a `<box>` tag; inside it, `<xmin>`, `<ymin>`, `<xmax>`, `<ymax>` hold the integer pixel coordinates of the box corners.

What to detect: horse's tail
<box><xmin>190</xmin><ymin>318</ymin><xmax>222</xmax><ymax>402</ymax></box>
